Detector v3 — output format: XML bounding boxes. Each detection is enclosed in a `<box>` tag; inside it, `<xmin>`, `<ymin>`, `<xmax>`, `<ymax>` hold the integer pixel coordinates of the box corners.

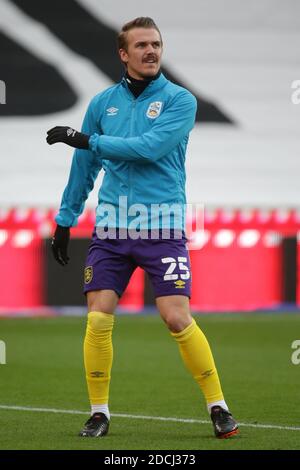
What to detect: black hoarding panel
<box><xmin>45</xmin><ymin>238</ymin><xmax>89</xmax><ymax>306</ymax></box>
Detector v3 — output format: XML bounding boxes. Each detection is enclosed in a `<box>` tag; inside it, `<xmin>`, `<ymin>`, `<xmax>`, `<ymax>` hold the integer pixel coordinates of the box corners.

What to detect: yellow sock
<box><xmin>84</xmin><ymin>311</ymin><xmax>114</xmax><ymax>405</ymax></box>
<box><xmin>171</xmin><ymin>318</ymin><xmax>224</xmax><ymax>404</ymax></box>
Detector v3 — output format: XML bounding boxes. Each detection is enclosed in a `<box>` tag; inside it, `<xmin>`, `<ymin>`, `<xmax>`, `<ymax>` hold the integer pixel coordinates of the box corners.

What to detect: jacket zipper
<box><xmin>128</xmin><ymin>99</ymin><xmax>136</xmax><ymax>209</ymax></box>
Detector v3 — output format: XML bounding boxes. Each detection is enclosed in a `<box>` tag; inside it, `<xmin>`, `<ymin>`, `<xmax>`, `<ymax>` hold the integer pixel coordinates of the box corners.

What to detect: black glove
<box><xmin>51</xmin><ymin>224</ymin><xmax>70</xmax><ymax>266</ymax></box>
<box><xmin>46</xmin><ymin>126</ymin><xmax>90</xmax><ymax>149</ymax></box>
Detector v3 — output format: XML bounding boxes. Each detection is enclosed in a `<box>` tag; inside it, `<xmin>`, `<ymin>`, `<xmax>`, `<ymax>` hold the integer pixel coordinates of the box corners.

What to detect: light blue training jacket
<box><xmin>55</xmin><ymin>73</ymin><xmax>197</xmax><ymax>230</ymax></box>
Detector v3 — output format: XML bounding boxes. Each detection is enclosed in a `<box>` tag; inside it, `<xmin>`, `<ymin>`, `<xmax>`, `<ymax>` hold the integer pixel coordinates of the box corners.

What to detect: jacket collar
<box><xmin>121</xmin><ymin>73</ymin><xmax>168</xmax><ymax>100</ymax></box>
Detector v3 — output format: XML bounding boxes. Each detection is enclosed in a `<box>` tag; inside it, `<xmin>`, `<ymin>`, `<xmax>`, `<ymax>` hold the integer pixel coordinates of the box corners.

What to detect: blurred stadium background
<box><xmin>0</xmin><ymin>0</ymin><xmax>299</xmax><ymax>314</ymax></box>
<box><xmin>0</xmin><ymin>0</ymin><xmax>300</xmax><ymax>450</ymax></box>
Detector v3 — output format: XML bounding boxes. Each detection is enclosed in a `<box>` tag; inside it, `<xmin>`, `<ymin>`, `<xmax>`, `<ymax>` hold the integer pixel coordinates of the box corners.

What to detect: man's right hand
<box><xmin>51</xmin><ymin>225</ymin><xmax>70</xmax><ymax>266</ymax></box>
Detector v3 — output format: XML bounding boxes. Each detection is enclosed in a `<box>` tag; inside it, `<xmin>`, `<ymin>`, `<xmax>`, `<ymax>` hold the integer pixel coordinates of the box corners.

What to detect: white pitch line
<box><xmin>0</xmin><ymin>405</ymin><xmax>300</xmax><ymax>432</ymax></box>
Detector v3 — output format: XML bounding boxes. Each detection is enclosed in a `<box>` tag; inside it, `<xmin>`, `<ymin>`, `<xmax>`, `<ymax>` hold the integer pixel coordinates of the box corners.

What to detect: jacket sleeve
<box><xmin>55</xmin><ymin>98</ymin><xmax>102</xmax><ymax>227</ymax></box>
<box><xmin>88</xmin><ymin>91</ymin><xmax>197</xmax><ymax>163</ymax></box>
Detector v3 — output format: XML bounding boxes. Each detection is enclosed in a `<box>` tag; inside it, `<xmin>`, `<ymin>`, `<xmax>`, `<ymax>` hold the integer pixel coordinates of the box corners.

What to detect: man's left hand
<box><xmin>46</xmin><ymin>126</ymin><xmax>90</xmax><ymax>149</ymax></box>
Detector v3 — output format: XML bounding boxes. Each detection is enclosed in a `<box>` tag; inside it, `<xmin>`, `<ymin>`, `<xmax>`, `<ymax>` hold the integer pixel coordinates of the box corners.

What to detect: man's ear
<box><xmin>119</xmin><ymin>48</ymin><xmax>128</xmax><ymax>65</ymax></box>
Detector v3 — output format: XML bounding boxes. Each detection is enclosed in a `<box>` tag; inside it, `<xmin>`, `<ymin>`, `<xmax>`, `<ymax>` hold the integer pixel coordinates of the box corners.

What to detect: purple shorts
<box><xmin>83</xmin><ymin>229</ymin><xmax>191</xmax><ymax>298</ymax></box>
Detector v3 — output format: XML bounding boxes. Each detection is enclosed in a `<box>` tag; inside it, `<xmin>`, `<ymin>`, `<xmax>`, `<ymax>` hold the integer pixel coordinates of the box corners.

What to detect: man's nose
<box><xmin>145</xmin><ymin>43</ymin><xmax>155</xmax><ymax>54</ymax></box>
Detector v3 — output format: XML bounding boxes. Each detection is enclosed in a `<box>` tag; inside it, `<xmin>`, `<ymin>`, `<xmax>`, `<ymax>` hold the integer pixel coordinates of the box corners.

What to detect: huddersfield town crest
<box><xmin>146</xmin><ymin>101</ymin><xmax>163</xmax><ymax>119</ymax></box>
<box><xmin>84</xmin><ymin>266</ymin><xmax>93</xmax><ymax>284</ymax></box>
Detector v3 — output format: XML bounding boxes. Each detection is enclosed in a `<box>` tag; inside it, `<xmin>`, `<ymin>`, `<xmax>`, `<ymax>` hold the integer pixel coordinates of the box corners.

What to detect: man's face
<box><xmin>119</xmin><ymin>28</ymin><xmax>162</xmax><ymax>80</ymax></box>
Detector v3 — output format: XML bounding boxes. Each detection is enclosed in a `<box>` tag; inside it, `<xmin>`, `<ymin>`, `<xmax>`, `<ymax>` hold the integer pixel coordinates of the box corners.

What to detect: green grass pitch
<box><xmin>0</xmin><ymin>313</ymin><xmax>299</xmax><ymax>450</ymax></box>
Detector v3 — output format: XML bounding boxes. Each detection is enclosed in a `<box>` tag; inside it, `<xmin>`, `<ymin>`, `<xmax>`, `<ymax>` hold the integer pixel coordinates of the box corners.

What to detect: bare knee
<box><xmin>156</xmin><ymin>295</ymin><xmax>192</xmax><ymax>333</ymax></box>
<box><xmin>87</xmin><ymin>289</ymin><xmax>118</xmax><ymax>314</ymax></box>
<box><xmin>161</xmin><ymin>310</ymin><xmax>192</xmax><ymax>333</ymax></box>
